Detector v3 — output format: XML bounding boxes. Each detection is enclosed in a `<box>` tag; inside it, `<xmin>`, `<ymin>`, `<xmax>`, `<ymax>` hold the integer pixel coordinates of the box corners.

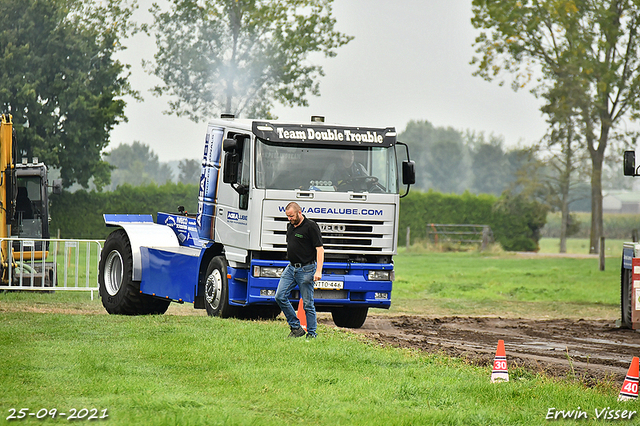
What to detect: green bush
<box><xmin>50</xmin><ymin>183</ymin><xmax>199</xmax><ymax>239</ymax></box>
<box><xmin>490</xmin><ymin>192</ymin><xmax>548</xmax><ymax>251</ymax></box>
<box><xmin>399</xmin><ymin>190</ymin><xmax>548</xmax><ymax>251</ymax></box>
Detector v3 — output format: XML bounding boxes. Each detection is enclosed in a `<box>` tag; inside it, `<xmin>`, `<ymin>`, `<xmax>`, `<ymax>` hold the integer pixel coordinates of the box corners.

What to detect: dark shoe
<box><xmin>288</xmin><ymin>327</ymin><xmax>306</xmax><ymax>338</ymax></box>
<box><xmin>305</xmin><ymin>333</ymin><xmax>317</xmax><ymax>339</ymax></box>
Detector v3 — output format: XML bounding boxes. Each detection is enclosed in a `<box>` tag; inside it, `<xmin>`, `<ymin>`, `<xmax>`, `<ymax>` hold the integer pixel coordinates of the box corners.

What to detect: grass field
<box><xmin>538</xmin><ymin>237</ymin><xmax>627</xmax><ymax>256</ymax></box>
<box><xmin>393</xmin><ymin>247</ymin><xmax>621</xmax><ymax>319</ymax></box>
<box><xmin>0</xmin><ymin>249</ymin><xmax>633</xmax><ymax>425</ymax></box>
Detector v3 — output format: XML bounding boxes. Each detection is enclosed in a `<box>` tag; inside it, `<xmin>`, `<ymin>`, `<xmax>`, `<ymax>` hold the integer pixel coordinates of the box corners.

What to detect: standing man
<box><xmin>275</xmin><ymin>202</ymin><xmax>324</xmax><ymax>338</ymax></box>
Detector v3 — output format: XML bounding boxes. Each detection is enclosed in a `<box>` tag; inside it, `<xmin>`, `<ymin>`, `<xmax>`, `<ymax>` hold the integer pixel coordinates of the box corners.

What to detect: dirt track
<box><xmin>340</xmin><ymin>315</ymin><xmax>640</xmax><ymax>383</ymax></box>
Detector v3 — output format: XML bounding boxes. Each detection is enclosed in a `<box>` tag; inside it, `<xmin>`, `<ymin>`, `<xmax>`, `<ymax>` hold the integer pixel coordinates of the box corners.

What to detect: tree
<box><xmin>540</xmin><ymin>128</ymin><xmax>588</xmax><ymax>253</ymax></box>
<box><xmin>178</xmin><ymin>159</ymin><xmax>201</xmax><ymax>184</ymax></box>
<box><xmin>146</xmin><ymin>0</ymin><xmax>353</xmax><ymax>121</ymax></box>
<box><xmin>466</xmin><ymin>132</ymin><xmax>518</xmax><ymax>195</ymax></box>
<box><xmin>426</xmin><ymin>138</ymin><xmax>470</xmax><ymax>194</ymax></box>
<box><xmin>105</xmin><ymin>142</ymin><xmax>174</xmax><ymax>189</ymax></box>
<box><xmin>471</xmin><ymin>0</ymin><xmax>640</xmax><ymax>253</ymax></box>
<box><xmin>399</xmin><ymin>120</ymin><xmax>471</xmax><ymax>192</ymax></box>
<box><xmin>538</xmin><ymin>75</ymin><xmax>591</xmax><ymax>252</ymax></box>
<box><xmin>398</xmin><ymin>120</ymin><xmax>438</xmax><ymax>190</ymax></box>
<box><xmin>0</xmin><ymin>0</ymin><xmax>139</xmax><ymax>189</ymax></box>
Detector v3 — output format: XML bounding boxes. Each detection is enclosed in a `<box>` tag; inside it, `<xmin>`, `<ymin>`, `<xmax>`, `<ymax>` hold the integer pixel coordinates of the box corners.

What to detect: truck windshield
<box><xmin>256</xmin><ymin>139</ymin><xmax>398</xmax><ymax>193</ymax></box>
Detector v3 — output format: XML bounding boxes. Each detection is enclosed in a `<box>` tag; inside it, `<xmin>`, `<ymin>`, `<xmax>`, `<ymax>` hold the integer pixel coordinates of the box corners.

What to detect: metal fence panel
<box><xmin>0</xmin><ymin>238</ymin><xmax>103</xmax><ymax>297</ymax></box>
<box><xmin>426</xmin><ymin>224</ymin><xmax>494</xmax><ymax>249</ymax></box>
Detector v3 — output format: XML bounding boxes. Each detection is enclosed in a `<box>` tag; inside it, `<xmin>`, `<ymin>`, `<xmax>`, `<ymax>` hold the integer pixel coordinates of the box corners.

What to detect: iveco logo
<box><xmin>319</xmin><ymin>224</ymin><xmax>346</xmax><ymax>233</ymax></box>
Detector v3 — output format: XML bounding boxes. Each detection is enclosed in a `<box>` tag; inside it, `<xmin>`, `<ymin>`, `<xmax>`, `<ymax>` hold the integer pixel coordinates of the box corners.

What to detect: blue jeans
<box><xmin>275</xmin><ymin>263</ymin><xmax>317</xmax><ymax>336</ymax></box>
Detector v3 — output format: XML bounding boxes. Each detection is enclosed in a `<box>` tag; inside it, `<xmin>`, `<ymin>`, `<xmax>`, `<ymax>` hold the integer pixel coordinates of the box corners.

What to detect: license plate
<box><xmin>314</xmin><ymin>280</ymin><xmax>344</xmax><ymax>290</ymax></box>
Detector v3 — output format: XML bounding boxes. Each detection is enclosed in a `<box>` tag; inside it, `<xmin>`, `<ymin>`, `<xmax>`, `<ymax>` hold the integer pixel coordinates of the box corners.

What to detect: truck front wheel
<box><xmin>99</xmin><ymin>229</ymin><xmax>170</xmax><ymax>315</ymax></box>
<box><xmin>204</xmin><ymin>256</ymin><xmax>237</xmax><ymax>318</ymax></box>
<box><xmin>331</xmin><ymin>306</ymin><xmax>369</xmax><ymax>328</ymax></box>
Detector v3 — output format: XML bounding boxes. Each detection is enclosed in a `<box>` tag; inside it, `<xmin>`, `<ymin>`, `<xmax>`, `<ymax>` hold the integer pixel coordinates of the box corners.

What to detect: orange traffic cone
<box><xmin>618</xmin><ymin>357</ymin><xmax>639</xmax><ymax>401</ymax></box>
<box><xmin>491</xmin><ymin>340</ymin><xmax>509</xmax><ymax>383</ymax></box>
<box><xmin>296</xmin><ymin>298</ymin><xmax>307</xmax><ymax>331</ymax></box>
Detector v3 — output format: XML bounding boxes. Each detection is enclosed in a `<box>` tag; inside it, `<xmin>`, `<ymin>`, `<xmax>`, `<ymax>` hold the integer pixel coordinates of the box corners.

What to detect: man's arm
<box><xmin>314</xmin><ymin>246</ymin><xmax>324</xmax><ymax>281</ymax></box>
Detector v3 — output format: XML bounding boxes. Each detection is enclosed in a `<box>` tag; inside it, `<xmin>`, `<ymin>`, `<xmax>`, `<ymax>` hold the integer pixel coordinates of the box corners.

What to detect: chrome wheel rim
<box><xmin>205</xmin><ymin>269</ymin><xmax>222</xmax><ymax>310</ymax></box>
<box><xmin>104</xmin><ymin>250</ymin><xmax>123</xmax><ymax>296</ymax></box>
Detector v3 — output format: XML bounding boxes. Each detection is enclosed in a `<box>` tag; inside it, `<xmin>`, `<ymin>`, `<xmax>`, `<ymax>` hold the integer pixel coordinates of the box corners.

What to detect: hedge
<box><xmin>399</xmin><ymin>190</ymin><xmax>548</xmax><ymax>251</ymax></box>
<box><xmin>50</xmin><ymin>183</ymin><xmax>199</xmax><ymax>239</ymax></box>
<box><xmin>50</xmin><ymin>185</ymin><xmax>547</xmax><ymax>251</ymax></box>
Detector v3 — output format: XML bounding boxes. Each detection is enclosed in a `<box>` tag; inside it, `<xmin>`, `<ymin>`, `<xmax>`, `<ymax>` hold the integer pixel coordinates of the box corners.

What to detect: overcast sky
<box><xmin>111</xmin><ymin>0</ymin><xmax>547</xmax><ymax>162</ymax></box>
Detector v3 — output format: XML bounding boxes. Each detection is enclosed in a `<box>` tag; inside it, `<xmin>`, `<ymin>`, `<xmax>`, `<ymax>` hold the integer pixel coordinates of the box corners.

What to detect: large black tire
<box><xmin>621</xmin><ymin>261</ymin><xmax>633</xmax><ymax>329</ymax></box>
<box><xmin>204</xmin><ymin>256</ymin><xmax>238</xmax><ymax>318</ymax></box>
<box><xmin>99</xmin><ymin>229</ymin><xmax>170</xmax><ymax>315</ymax></box>
<box><xmin>331</xmin><ymin>306</ymin><xmax>369</xmax><ymax>328</ymax></box>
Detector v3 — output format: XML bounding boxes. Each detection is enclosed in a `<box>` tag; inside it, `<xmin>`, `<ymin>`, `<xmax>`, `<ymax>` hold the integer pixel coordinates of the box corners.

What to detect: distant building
<box><xmin>603</xmin><ymin>191</ymin><xmax>640</xmax><ymax>214</ymax></box>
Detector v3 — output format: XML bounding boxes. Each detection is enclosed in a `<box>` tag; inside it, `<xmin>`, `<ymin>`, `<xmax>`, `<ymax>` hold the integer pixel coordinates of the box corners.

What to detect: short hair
<box><xmin>285</xmin><ymin>201</ymin><xmax>301</xmax><ymax>212</ymax></box>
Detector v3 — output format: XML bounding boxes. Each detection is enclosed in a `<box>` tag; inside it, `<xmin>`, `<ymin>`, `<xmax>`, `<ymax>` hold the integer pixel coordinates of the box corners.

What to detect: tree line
<box><xmin>471</xmin><ymin>0</ymin><xmax>640</xmax><ymax>253</ymax></box>
<box><xmin>400</xmin><ymin>119</ymin><xmax>627</xmax><ymax>200</ymax></box>
<box><xmin>104</xmin><ymin>142</ymin><xmax>201</xmax><ymax>189</ymax></box>
<box><xmin>3</xmin><ymin>0</ymin><xmax>640</xmax><ymax>255</ymax></box>
<box><xmin>400</xmin><ymin>120</ymin><xmax>529</xmax><ymax>196</ymax></box>
<box><xmin>0</xmin><ymin>0</ymin><xmax>350</xmax><ymax>190</ymax></box>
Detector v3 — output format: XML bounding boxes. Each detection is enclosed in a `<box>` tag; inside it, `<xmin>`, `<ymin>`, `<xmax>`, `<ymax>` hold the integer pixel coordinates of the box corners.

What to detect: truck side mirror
<box><xmin>222</xmin><ymin>138</ymin><xmax>239</xmax><ymax>183</ymax></box>
<box><xmin>624</xmin><ymin>151</ymin><xmax>636</xmax><ymax>176</ymax></box>
<box><xmin>51</xmin><ymin>179</ymin><xmax>62</xmax><ymax>194</ymax></box>
<box><xmin>223</xmin><ymin>138</ymin><xmax>238</xmax><ymax>153</ymax></box>
<box><xmin>402</xmin><ymin>160</ymin><xmax>416</xmax><ymax>185</ymax></box>
<box><xmin>223</xmin><ymin>152</ymin><xmax>239</xmax><ymax>183</ymax></box>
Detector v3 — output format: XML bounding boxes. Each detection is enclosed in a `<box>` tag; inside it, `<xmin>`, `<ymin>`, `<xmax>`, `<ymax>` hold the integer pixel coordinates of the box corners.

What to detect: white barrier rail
<box><xmin>0</xmin><ymin>238</ymin><xmax>103</xmax><ymax>297</ymax></box>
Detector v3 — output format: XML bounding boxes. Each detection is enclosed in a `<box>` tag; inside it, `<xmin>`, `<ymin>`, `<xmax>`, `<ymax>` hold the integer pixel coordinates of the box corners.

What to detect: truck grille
<box><xmin>262</xmin><ymin>216</ymin><xmax>395</xmax><ymax>254</ymax></box>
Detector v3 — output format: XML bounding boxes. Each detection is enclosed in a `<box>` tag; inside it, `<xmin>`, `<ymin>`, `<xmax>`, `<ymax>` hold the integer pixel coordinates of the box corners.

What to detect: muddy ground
<box><xmin>330</xmin><ymin>315</ymin><xmax>640</xmax><ymax>384</ymax></box>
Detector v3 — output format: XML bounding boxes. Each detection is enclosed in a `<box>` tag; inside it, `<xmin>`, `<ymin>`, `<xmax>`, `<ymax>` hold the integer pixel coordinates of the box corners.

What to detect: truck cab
<box><xmin>99</xmin><ymin>116</ymin><xmax>415</xmax><ymax>328</ymax></box>
<box><xmin>13</xmin><ymin>161</ymin><xmax>52</xmax><ymax>243</ymax></box>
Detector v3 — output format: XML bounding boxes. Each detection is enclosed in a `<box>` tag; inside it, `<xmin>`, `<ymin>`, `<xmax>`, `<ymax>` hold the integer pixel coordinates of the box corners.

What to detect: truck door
<box><xmin>216</xmin><ymin>133</ymin><xmax>251</xmax><ymax>259</ymax></box>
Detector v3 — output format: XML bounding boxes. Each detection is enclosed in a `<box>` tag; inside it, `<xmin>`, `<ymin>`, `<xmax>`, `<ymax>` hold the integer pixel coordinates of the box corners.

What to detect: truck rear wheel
<box><xmin>204</xmin><ymin>256</ymin><xmax>237</xmax><ymax>318</ymax></box>
<box><xmin>621</xmin><ymin>261</ymin><xmax>633</xmax><ymax>329</ymax></box>
<box><xmin>99</xmin><ymin>229</ymin><xmax>170</xmax><ymax>315</ymax></box>
<box><xmin>331</xmin><ymin>306</ymin><xmax>368</xmax><ymax>328</ymax></box>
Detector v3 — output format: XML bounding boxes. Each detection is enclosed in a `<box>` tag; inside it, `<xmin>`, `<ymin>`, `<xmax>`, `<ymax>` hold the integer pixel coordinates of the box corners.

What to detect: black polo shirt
<box><xmin>286</xmin><ymin>215</ymin><xmax>323</xmax><ymax>265</ymax></box>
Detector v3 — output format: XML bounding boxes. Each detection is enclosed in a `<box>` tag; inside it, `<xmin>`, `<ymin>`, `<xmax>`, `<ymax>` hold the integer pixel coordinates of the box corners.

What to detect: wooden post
<box><xmin>406</xmin><ymin>226</ymin><xmax>410</xmax><ymax>249</ymax></box>
<box><xmin>481</xmin><ymin>226</ymin><xmax>489</xmax><ymax>251</ymax></box>
<box><xmin>599</xmin><ymin>236</ymin><xmax>605</xmax><ymax>271</ymax></box>
<box><xmin>633</xmin><ymin>229</ymin><xmax>638</xmax><ymax>243</ymax></box>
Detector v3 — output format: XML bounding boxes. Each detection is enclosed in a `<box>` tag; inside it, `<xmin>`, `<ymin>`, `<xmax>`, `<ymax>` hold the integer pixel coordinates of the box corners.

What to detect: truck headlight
<box><xmin>253</xmin><ymin>266</ymin><xmax>285</xmax><ymax>278</ymax></box>
<box><xmin>368</xmin><ymin>270</ymin><xmax>394</xmax><ymax>281</ymax></box>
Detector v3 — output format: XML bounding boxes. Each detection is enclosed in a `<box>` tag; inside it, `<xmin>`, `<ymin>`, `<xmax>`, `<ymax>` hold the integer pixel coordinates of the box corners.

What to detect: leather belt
<box><xmin>291</xmin><ymin>261</ymin><xmax>315</xmax><ymax>268</ymax></box>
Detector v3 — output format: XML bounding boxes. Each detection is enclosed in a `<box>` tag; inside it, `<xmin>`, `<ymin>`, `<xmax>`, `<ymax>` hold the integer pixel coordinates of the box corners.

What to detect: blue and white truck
<box><xmin>98</xmin><ymin>116</ymin><xmax>415</xmax><ymax>328</ymax></box>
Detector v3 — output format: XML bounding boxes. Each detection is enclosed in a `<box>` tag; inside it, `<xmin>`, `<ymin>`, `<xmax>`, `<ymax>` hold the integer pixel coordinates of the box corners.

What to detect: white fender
<box><xmin>109</xmin><ymin>223</ymin><xmax>180</xmax><ymax>281</ymax></box>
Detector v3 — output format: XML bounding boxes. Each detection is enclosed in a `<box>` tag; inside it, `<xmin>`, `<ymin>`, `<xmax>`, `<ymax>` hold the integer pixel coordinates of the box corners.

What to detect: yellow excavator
<box><xmin>1</xmin><ymin>114</ymin><xmax>60</xmax><ymax>287</ymax></box>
